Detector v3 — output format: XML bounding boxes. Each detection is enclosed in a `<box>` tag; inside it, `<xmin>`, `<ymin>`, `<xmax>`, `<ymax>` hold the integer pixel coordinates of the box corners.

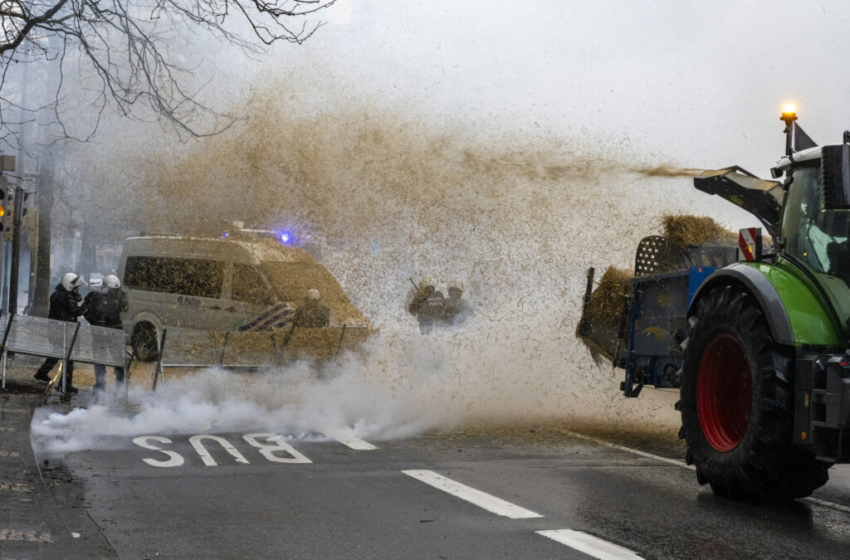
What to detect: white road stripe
<box><xmin>0</xmin><ymin>483</ymin><xmax>32</xmax><ymax>493</ymax></box>
<box><xmin>565</xmin><ymin>431</ymin><xmax>695</xmax><ymax>470</ymax></box>
<box><xmin>0</xmin><ymin>426</ymin><xmax>15</xmax><ymax>432</ymax></box>
<box><xmin>566</xmin><ymin>431</ymin><xmax>850</xmax><ymax>516</ymax></box>
<box><xmin>0</xmin><ymin>407</ymin><xmax>28</xmax><ymax>414</ymax></box>
<box><xmin>0</xmin><ymin>450</ymin><xmax>19</xmax><ymax>458</ymax></box>
<box><xmin>537</xmin><ymin>530</ymin><xmax>642</xmax><ymax>560</ymax></box>
<box><xmin>189</xmin><ymin>435</ymin><xmax>250</xmax><ymax>467</ymax></box>
<box><xmin>802</xmin><ymin>496</ymin><xmax>850</xmax><ymax>514</ymax></box>
<box><xmin>323</xmin><ymin>429</ymin><xmax>378</xmax><ymax>451</ymax></box>
<box><xmin>0</xmin><ymin>529</ymin><xmax>53</xmax><ymax>543</ymax></box>
<box><xmin>402</xmin><ymin>469</ymin><xmax>542</xmax><ymax>519</ymax></box>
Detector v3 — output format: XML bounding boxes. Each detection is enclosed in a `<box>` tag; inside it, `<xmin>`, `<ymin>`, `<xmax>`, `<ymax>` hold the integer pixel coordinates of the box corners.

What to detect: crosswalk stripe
<box><xmin>537</xmin><ymin>530</ymin><xmax>642</xmax><ymax>560</ymax></box>
<box><xmin>402</xmin><ymin>469</ymin><xmax>542</xmax><ymax>519</ymax></box>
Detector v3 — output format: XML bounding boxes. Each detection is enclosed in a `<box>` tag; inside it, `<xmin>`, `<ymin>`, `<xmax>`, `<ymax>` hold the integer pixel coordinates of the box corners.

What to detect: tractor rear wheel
<box><xmin>679</xmin><ymin>284</ymin><xmax>830</xmax><ymax>500</ymax></box>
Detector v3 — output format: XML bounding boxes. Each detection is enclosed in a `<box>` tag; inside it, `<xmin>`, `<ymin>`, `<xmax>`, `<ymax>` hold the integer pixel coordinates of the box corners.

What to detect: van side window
<box><xmin>232</xmin><ymin>264</ymin><xmax>275</xmax><ymax>306</ymax></box>
<box><xmin>124</xmin><ymin>257</ymin><xmax>224</xmax><ymax>299</ymax></box>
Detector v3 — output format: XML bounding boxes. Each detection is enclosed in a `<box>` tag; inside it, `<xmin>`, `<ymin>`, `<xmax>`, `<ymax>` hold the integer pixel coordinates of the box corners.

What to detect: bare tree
<box><xmin>1</xmin><ymin>0</ymin><xmax>334</xmax><ymax>315</ymax></box>
<box><xmin>0</xmin><ymin>0</ymin><xmax>334</xmax><ymax>147</ymax></box>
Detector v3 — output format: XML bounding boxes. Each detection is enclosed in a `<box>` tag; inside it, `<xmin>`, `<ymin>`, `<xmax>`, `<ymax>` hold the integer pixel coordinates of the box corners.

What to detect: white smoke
<box><xmin>32</xmin><ymin>304</ymin><xmax>681</xmax><ymax>455</ymax></box>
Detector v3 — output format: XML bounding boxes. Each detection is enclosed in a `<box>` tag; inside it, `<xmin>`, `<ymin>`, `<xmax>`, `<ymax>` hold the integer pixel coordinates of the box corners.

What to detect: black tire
<box><xmin>132</xmin><ymin>323</ymin><xmax>159</xmax><ymax>362</ymax></box>
<box><xmin>679</xmin><ymin>284</ymin><xmax>830</xmax><ymax>500</ymax></box>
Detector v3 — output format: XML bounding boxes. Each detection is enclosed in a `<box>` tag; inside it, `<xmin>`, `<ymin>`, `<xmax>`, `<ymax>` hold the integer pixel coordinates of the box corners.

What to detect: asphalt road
<box><xmin>29</xmin><ymin>423</ymin><xmax>850</xmax><ymax>560</ymax></box>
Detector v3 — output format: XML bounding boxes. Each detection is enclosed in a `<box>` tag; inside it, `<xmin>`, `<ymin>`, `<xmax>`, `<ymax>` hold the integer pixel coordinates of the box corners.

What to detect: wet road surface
<box><xmin>31</xmin><ymin>426</ymin><xmax>850</xmax><ymax>560</ymax></box>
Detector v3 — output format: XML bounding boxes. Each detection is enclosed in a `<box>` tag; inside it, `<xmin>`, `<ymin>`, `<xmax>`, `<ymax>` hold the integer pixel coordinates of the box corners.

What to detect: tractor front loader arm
<box><xmin>694</xmin><ymin>167</ymin><xmax>784</xmax><ymax>239</ymax></box>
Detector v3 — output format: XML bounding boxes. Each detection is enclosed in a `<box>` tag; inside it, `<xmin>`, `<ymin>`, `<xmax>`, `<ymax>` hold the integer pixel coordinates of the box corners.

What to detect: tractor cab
<box><xmin>771</xmin><ymin>108</ymin><xmax>850</xmax><ymax>333</ymax></box>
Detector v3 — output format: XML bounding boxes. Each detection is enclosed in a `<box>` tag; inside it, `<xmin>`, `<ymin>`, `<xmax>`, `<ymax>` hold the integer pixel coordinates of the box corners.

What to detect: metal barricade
<box><xmin>159</xmin><ymin>328</ymin><xmax>222</xmax><ymax>369</ymax></box>
<box><xmin>158</xmin><ymin>329</ymin><xmax>283</xmax><ymax>370</ymax></box>
<box><xmin>0</xmin><ymin>314</ymin><xmax>128</xmax><ymax>391</ymax></box>
<box><xmin>70</xmin><ymin>324</ymin><xmax>126</xmax><ymax>366</ymax></box>
<box><xmin>152</xmin><ymin>324</ymin><xmax>367</xmax><ymax>390</ymax></box>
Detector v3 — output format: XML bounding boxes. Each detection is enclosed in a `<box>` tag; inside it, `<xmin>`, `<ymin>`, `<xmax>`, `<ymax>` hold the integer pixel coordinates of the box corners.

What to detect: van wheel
<box><xmin>132</xmin><ymin>323</ymin><xmax>159</xmax><ymax>362</ymax></box>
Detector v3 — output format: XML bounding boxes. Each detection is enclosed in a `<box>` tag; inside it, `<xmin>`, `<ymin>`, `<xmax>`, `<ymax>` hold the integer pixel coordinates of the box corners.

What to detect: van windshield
<box><xmin>260</xmin><ymin>262</ymin><xmax>349</xmax><ymax>305</ymax></box>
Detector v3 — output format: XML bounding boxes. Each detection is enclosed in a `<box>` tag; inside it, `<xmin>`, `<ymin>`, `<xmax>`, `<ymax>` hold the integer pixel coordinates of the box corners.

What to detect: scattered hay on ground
<box><xmin>424</xmin><ymin>418</ymin><xmax>683</xmax><ymax>455</ymax></box>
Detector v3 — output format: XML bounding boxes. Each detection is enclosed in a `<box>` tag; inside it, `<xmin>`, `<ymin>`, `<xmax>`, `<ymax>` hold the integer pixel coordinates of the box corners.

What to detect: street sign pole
<box><xmin>0</xmin><ymin>155</ymin><xmax>15</xmax><ymax>315</ymax></box>
<box><xmin>8</xmin><ymin>186</ymin><xmax>24</xmax><ymax>315</ymax></box>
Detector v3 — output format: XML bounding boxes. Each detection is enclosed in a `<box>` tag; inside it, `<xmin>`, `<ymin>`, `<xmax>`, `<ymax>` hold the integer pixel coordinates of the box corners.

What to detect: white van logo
<box><xmin>177</xmin><ymin>296</ymin><xmax>202</xmax><ymax>307</ymax></box>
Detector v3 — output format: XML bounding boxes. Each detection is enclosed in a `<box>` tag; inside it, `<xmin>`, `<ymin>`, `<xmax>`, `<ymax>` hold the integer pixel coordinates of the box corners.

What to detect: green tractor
<box><xmin>579</xmin><ymin>104</ymin><xmax>850</xmax><ymax>500</ymax></box>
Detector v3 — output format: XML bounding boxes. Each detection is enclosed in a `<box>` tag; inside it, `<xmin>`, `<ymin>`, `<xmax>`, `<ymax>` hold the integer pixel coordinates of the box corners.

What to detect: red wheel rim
<box><xmin>697</xmin><ymin>334</ymin><xmax>752</xmax><ymax>452</ymax></box>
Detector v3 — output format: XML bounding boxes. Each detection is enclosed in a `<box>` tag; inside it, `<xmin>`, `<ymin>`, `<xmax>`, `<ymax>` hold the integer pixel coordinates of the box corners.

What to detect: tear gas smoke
<box><xmin>37</xmin><ymin>77</ymin><xmax>742</xmax><ymax>452</ymax></box>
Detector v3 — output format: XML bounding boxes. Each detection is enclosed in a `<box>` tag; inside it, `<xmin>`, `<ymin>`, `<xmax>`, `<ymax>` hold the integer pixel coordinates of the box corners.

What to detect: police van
<box><xmin>118</xmin><ymin>236</ymin><xmax>369</xmax><ymax>360</ymax></box>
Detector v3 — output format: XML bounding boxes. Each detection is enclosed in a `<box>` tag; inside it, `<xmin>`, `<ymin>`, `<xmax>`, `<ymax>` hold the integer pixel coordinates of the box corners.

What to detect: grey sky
<box><xmin>255</xmin><ymin>0</ymin><xmax>850</xmax><ymax>176</ymax></box>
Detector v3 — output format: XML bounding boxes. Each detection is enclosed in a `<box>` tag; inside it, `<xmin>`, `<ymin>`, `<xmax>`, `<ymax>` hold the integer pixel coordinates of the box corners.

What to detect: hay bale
<box><xmin>586</xmin><ymin>266</ymin><xmax>632</xmax><ymax>328</ymax></box>
<box><xmin>662</xmin><ymin>214</ymin><xmax>737</xmax><ymax>251</ymax></box>
<box><xmin>576</xmin><ymin>266</ymin><xmax>632</xmax><ymax>365</ymax></box>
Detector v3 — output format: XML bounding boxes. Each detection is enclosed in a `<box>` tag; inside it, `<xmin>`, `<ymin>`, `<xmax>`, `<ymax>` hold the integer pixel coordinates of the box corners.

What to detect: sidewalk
<box><xmin>1</xmin><ymin>358</ymin><xmax>118</xmax><ymax>560</ymax></box>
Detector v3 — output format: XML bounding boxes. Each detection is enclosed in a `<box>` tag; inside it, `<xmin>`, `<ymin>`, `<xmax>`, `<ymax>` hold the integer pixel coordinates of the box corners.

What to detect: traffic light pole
<box><xmin>8</xmin><ymin>186</ymin><xmax>24</xmax><ymax>315</ymax></box>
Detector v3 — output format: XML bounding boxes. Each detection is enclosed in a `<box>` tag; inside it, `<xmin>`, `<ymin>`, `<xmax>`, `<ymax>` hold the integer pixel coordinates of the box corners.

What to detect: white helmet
<box><xmin>448</xmin><ymin>281</ymin><xmax>464</xmax><ymax>293</ymax></box>
<box><xmin>306</xmin><ymin>289</ymin><xmax>320</xmax><ymax>301</ymax></box>
<box><xmin>61</xmin><ymin>273</ymin><xmax>87</xmax><ymax>291</ymax></box>
<box><xmin>419</xmin><ymin>278</ymin><xmax>436</xmax><ymax>291</ymax></box>
<box><xmin>104</xmin><ymin>275</ymin><xmax>121</xmax><ymax>289</ymax></box>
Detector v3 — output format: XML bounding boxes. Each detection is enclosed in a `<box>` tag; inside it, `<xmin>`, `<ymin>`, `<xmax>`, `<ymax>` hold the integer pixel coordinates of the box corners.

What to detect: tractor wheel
<box><xmin>132</xmin><ymin>323</ymin><xmax>159</xmax><ymax>362</ymax></box>
<box><xmin>679</xmin><ymin>284</ymin><xmax>830</xmax><ymax>500</ymax></box>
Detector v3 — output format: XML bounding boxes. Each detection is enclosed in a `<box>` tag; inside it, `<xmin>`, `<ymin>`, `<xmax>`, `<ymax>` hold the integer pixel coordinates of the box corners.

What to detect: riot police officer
<box><xmin>34</xmin><ymin>273</ymin><xmax>88</xmax><ymax>392</ymax></box>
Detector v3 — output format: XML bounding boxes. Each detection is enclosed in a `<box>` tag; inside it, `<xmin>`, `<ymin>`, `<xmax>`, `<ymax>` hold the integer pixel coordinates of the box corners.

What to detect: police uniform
<box><xmin>34</xmin><ymin>283</ymin><xmax>87</xmax><ymax>389</ymax></box>
<box><xmin>441</xmin><ymin>295</ymin><xmax>468</xmax><ymax>326</ymax></box>
<box><xmin>416</xmin><ymin>290</ymin><xmax>445</xmax><ymax>333</ymax></box>
<box><xmin>292</xmin><ymin>302</ymin><xmax>331</xmax><ymax>328</ymax></box>
<box><xmin>85</xmin><ymin>287</ymin><xmax>129</xmax><ymax>390</ymax></box>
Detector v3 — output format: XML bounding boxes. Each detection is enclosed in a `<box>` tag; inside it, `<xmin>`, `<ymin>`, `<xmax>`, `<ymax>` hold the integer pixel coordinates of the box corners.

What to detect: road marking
<box><xmin>0</xmin><ymin>450</ymin><xmax>19</xmax><ymax>458</ymax></box>
<box><xmin>133</xmin><ymin>434</ymin><xmax>316</xmax><ymax>467</ymax></box>
<box><xmin>323</xmin><ymin>429</ymin><xmax>377</xmax><ymax>450</ymax></box>
<box><xmin>0</xmin><ymin>529</ymin><xmax>53</xmax><ymax>543</ymax></box>
<box><xmin>133</xmin><ymin>436</ymin><xmax>185</xmax><ymax>468</ymax></box>
<box><xmin>0</xmin><ymin>426</ymin><xmax>15</xmax><ymax>432</ymax></box>
<box><xmin>189</xmin><ymin>435</ymin><xmax>250</xmax><ymax>467</ymax></box>
<box><xmin>402</xmin><ymin>469</ymin><xmax>543</xmax><ymax>519</ymax></box>
<box><xmin>803</xmin><ymin>496</ymin><xmax>850</xmax><ymax>514</ymax></box>
<box><xmin>537</xmin><ymin>530</ymin><xmax>642</xmax><ymax>560</ymax></box>
<box><xmin>0</xmin><ymin>407</ymin><xmax>27</xmax><ymax>414</ymax></box>
<box><xmin>243</xmin><ymin>434</ymin><xmax>312</xmax><ymax>464</ymax></box>
<box><xmin>0</xmin><ymin>483</ymin><xmax>32</xmax><ymax>493</ymax></box>
<box><xmin>565</xmin><ymin>431</ymin><xmax>695</xmax><ymax>470</ymax></box>
<box><xmin>567</xmin><ymin>431</ymin><xmax>850</xmax><ymax>516</ymax></box>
